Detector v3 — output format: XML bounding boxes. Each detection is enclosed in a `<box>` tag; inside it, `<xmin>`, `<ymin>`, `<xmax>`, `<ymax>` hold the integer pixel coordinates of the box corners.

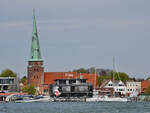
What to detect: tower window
<box><xmin>34</xmin><ymin>69</ymin><xmax>39</xmax><ymax>71</ymax></box>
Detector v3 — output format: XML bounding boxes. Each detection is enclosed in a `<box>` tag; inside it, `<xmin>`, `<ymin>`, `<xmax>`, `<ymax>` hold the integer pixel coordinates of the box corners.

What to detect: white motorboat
<box><xmin>86</xmin><ymin>95</ymin><xmax>129</xmax><ymax>102</ymax></box>
<box><xmin>15</xmin><ymin>96</ymin><xmax>52</xmax><ymax>103</ymax></box>
<box><xmin>6</xmin><ymin>94</ymin><xmax>52</xmax><ymax>103</ymax></box>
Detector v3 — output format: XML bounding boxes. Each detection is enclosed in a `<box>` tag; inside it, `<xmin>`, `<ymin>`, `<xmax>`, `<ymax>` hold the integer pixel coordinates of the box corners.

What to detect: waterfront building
<box><xmin>126</xmin><ymin>81</ymin><xmax>141</xmax><ymax>97</ymax></box>
<box><xmin>49</xmin><ymin>78</ymin><xmax>93</xmax><ymax>98</ymax></box>
<box><xmin>27</xmin><ymin>11</ymin><xmax>98</xmax><ymax>94</ymax></box>
<box><xmin>0</xmin><ymin>77</ymin><xmax>19</xmax><ymax>93</ymax></box>
<box><xmin>141</xmin><ymin>80</ymin><xmax>150</xmax><ymax>93</ymax></box>
<box><xmin>100</xmin><ymin>80</ymin><xmax>126</xmax><ymax>96</ymax></box>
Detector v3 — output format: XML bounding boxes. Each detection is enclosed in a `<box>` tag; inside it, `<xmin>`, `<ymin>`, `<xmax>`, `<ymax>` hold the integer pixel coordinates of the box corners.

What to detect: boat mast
<box><xmin>94</xmin><ymin>68</ymin><xmax>96</xmax><ymax>89</ymax></box>
<box><xmin>112</xmin><ymin>56</ymin><xmax>116</xmax><ymax>97</ymax></box>
<box><xmin>113</xmin><ymin>56</ymin><xmax>115</xmax><ymax>82</ymax></box>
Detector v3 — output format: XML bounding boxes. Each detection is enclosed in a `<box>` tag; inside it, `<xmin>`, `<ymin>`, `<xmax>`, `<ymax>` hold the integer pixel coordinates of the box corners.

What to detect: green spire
<box><xmin>29</xmin><ymin>9</ymin><xmax>42</xmax><ymax>61</ymax></box>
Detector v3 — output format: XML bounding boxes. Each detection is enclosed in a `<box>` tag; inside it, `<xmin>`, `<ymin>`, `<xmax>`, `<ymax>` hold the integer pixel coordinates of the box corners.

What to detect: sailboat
<box><xmin>86</xmin><ymin>58</ymin><xmax>129</xmax><ymax>102</ymax></box>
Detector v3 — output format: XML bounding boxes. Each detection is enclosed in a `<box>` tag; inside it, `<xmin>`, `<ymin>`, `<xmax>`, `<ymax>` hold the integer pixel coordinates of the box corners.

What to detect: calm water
<box><xmin>0</xmin><ymin>102</ymin><xmax>150</xmax><ymax>113</ymax></box>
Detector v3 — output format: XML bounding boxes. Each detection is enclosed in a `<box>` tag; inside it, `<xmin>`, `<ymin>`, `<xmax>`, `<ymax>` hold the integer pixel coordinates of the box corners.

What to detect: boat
<box><xmin>15</xmin><ymin>96</ymin><xmax>52</xmax><ymax>103</ymax></box>
<box><xmin>6</xmin><ymin>94</ymin><xmax>52</xmax><ymax>103</ymax></box>
<box><xmin>86</xmin><ymin>57</ymin><xmax>129</xmax><ymax>102</ymax></box>
<box><xmin>86</xmin><ymin>95</ymin><xmax>129</xmax><ymax>102</ymax></box>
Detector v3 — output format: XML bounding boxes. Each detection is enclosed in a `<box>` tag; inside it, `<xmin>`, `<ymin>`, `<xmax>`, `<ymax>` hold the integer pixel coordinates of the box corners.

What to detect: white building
<box><xmin>101</xmin><ymin>80</ymin><xmax>127</xmax><ymax>95</ymax></box>
<box><xmin>0</xmin><ymin>77</ymin><xmax>19</xmax><ymax>93</ymax></box>
<box><xmin>126</xmin><ymin>81</ymin><xmax>141</xmax><ymax>97</ymax></box>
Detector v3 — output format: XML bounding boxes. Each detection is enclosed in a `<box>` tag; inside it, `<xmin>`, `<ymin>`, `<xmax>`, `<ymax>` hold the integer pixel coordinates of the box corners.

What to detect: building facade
<box><xmin>126</xmin><ymin>81</ymin><xmax>141</xmax><ymax>97</ymax></box>
<box><xmin>49</xmin><ymin>78</ymin><xmax>93</xmax><ymax>98</ymax></box>
<box><xmin>100</xmin><ymin>80</ymin><xmax>126</xmax><ymax>96</ymax></box>
<box><xmin>0</xmin><ymin>77</ymin><xmax>19</xmax><ymax>93</ymax></box>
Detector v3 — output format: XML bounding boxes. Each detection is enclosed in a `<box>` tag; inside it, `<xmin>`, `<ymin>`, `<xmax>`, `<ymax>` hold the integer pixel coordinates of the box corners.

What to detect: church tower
<box><xmin>27</xmin><ymin>10</ymin><xmax>44</xmax><ymax>89</ymax></box>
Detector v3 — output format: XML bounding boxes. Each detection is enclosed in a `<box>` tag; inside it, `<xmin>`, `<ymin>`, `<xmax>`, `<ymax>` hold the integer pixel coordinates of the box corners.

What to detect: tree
<box><xmin>97</xmin><ymin>72</ymin><xmax>131</xmax><ymax>86</ymax></box>
<box><xmin>73</xmin><ymin>68</ymin><xmax>87</xmax><ymax>73</ymax></box>
<box><xmin>110</xmin><ymin>72</ymin><xmax>130</xmax><ymax>83</ymax></box>
<box><xmin>145</xmin><ymin>86</ymin><xmax>150</xmax><ymax>95</ymax></box>
<box><xmin>20</xmin><ymin>76</ymin><xmax>27</xmax><ymax>85</ymax></box>
<box><xmin>97</xmin><ymin>75</ymin><xmax>111</xmax><ymax>86</ymax></box>
<box><xmin>22</xmin><ymin>85</ymin><xmax>36</xmax><ymax>95</ymax></box>
<box><xmin>88</xmin><ymin>67</ymin><xmax>95</xmax><ymax>74</ymax></box>
<box><xmin>0</xmin><ymin>69</ymin><xmax>17</xmax><ymax>77</ymax></box>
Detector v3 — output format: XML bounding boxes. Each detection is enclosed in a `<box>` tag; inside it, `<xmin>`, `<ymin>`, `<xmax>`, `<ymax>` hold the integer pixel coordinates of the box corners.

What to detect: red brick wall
<box><xmin>141</xmin><ymin>80</ymin><xmax>150</xmax><ymax>93</ymax></box>
<box><xmin>27</xmin><ymin>61</ymin><xmax>44</xmax><ymax>87</ymax></box>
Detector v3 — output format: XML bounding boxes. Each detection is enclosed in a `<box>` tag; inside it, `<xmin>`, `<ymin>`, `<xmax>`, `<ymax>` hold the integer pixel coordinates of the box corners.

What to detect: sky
<box><xmin>0</xmin><ymin>0</ymin><xmax>150</xmax><ymax>78</ymax></box>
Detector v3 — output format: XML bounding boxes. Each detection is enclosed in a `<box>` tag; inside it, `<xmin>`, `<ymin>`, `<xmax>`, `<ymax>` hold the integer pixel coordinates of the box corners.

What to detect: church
<box><xmin>27</xmin><ymin>11</ymin><xmax>98</xmax><ymax>94</ymax></box>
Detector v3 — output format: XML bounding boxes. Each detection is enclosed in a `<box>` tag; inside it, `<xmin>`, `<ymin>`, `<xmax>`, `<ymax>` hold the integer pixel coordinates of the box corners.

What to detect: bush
<box><xmin>22</xmin><ymin>85</ymin><xmax>36</xmax><ymax>95</ymax></box>
<box><xmin>145</xmin><ymin>86</ymin><xmax>150</xmax><ymax>95</ymax></box>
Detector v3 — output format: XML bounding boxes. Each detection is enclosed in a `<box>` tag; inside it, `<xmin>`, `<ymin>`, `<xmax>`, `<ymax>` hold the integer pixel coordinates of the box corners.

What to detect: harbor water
<box><xmin>0</xmin><ymin>102</ymin><xmax>150</xmax><ymax>113</ymax></box>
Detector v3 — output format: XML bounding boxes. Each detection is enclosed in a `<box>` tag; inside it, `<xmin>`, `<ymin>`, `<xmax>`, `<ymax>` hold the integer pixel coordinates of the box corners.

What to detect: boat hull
<box><xmin>86</xmin><ymin>97</ymin><xmax>129</xmax><ymax>102</ymax></box>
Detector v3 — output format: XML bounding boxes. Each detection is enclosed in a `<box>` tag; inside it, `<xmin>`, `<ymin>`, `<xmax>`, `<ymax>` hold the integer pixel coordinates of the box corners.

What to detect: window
<box><xmin>44</xmin><ymin>89</ymin><xmax>48</xmax><ymax>92</ymax></box>
<box><xmin>108</xmin><ymin>84</ymin><xmax>113</xmax><ymax>86</ymax></box>
<box><xmin>63</xmin><ymin>80</ymin><xmax>66</xmax><ymax>84</ymax></box>
<box><xmin>130</xmin><ymin>89</ymin><xmax>132</xmax><ymax>91</ymax></box>
<box><xmin>119</xmin><ymin>89</ymin><xmax>123</xmax><ymax>91</ymax></box>
<box><xmin>71</xmin><ymin>86</ymin><xmax>75</xmax><ymax>92</ymax></box>
<box><xmin>3</xmin><ymin>85</ymin><xmax>8</xmax><ymax>90</ymax></box>
<box><xmin>34</xmin><ymin>68</ymin><xmax>39</xmax><ymax>72</ymax></box>
<box><xmin>59</xmin><ymin>80</ymin><xmax>63</xmax><ymax>84</ymax></box>
<box><xmin>119</xmin><ymin>84</ymin><xmax>123</xmax><ymax>86</ymax></box>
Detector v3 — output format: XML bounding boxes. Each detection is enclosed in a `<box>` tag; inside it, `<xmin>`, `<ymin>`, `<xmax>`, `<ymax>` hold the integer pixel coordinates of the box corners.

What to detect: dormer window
<box><xmin>108</xmin><ymin>84</ymin><xmax>113</xmax><ymax>86</ymax></box>
<box><xmin>119</xmin><ymin>84</ymin><xmax>123</xmax><ymax>86</ymax></box>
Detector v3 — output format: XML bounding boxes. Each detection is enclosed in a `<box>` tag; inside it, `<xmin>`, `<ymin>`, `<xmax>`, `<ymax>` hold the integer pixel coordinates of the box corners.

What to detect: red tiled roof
<box><xmin>44</xmin><ymin>72</ymin><xmax>98</xmax><ymax>87</ymax></box>
<box><xmin>141</xmin><ymin>80</ymin><xmax>150</xmax><ymax>93</ymax></box>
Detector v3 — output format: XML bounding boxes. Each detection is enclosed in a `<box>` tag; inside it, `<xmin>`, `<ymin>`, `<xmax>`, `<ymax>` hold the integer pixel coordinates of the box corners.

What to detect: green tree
<box><xmin>22</xmin><ymin>85</ymin><xmax>36</xmax><ymax>95</ymax></box>
<box><xmin>97</xmin><ymin>75</ymin><xmax>111</xmax><ymax>86</ymax></box>
<box><xmin>0</xmin><ymin>69</ymin><xmax>16</xmax><ymax>77</ymax></box>
<box><xmin>97</xmin><ymin>72</ymin><xmax>131</xmax><ymax>86</ymax></box>
<box><xmin>110</xmin><ymin>72</ymin><xmax>130</xmax><ymax>83</ymax></box>
<box><xmin>145</xmin><ymin>86</ymin><xmax>150</xmax><ymax>95</ymax></box>
<box><xmin>20</xmin><ymin>76</ymin><xmax>27</xmax><ymax>85</ymax></box>
<box><xmin>73</xmin><ymin>68</ymin><xmax>87</xmax><ymax>73</ymax></box>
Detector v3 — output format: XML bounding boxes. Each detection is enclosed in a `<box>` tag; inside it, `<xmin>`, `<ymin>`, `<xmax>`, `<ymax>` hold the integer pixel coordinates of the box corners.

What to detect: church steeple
<box><xmin>29</xmin><ymin>9</ymin><xmax>42</xmax><ymax>61</ymax></box>
<box><xmin>27</xmin><ymin>9</ymin><xmax>44</xmax><ymax>93</ymax></box>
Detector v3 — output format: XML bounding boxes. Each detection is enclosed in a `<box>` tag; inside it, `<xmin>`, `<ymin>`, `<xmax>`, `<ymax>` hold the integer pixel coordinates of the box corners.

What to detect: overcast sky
<box><xmin>0</xmin><ymin>0</ymin><xmax>150</xmax><ymax>78</ymax></box>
